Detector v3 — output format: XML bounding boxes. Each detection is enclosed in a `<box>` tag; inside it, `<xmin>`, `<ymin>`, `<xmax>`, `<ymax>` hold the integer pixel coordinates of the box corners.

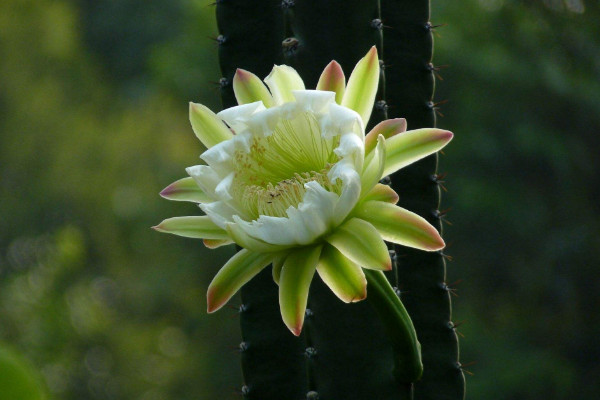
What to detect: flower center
<box><xmin>241</xmin><ymin>167</ymin><xmax>341</xmax><ymax>218</ymax></box>
<box><xmin>232</xmin><ymin>112</ymin><xmax>341</xmax><ymax>219</ymax></box>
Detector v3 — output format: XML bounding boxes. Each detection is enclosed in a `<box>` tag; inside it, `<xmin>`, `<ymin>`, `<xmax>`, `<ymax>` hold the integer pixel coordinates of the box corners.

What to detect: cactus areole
<box><xmin>155</xmin><ymin>48</ymin><xmax>452</xmax><ymax>381</ymax></box>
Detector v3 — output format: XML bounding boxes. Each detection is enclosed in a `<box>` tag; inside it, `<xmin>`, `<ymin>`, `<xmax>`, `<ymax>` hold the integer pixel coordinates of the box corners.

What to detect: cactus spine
<box><xmin>215</xmin><ymin>1</ymin><xmax>464</xmax><ymax>399</ymax></box>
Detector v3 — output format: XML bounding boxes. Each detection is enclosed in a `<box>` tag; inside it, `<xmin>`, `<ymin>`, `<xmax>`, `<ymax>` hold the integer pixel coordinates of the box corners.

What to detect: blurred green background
<box><xmin>1</xmin><ymin>0</ymin><xmax>598</xmax><ymax>399</ymax></box>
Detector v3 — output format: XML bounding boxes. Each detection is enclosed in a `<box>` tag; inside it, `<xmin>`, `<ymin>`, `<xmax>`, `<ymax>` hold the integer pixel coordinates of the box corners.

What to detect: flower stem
<box><xmin>364</xmin><ymin>269</ymin><xmax>423</xmax><ymax>384</ymax></box>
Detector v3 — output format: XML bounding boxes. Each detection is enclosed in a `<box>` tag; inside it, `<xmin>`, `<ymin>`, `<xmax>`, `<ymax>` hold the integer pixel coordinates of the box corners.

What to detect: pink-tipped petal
<box><xmin>364</xmin><ymin>118</ymin><xmax>407</xmax><ymax>155</ymax></box>
<box><xmin>207</xmin><ymin>249</ymin><xmax>274</xmax><ymax>313</ymax></box>
<box><xmin>356</xmin><ymin>200</ymin><xmax>445</xmax><ymax>251</ymax></box>
<box><xmin>203</xmin><ymin>238</ymin><xmax>233</xmax><ymax>249</ymax></box>
<box><xmin>279</xmin><ymin>246</ymin><xmax>321</xmax><ymax>336</ymax></box>
<box><xmin>363</xmin><ymin>184</ymin><xmax>400</xmax><ymax>204</ymax></box>
<box><xmin>325</xmin><ymin>218</ymin><xmax>391</xmax><ymax>271</ymax></box>
<box><xmin>233</xmin><ymin>68</ymin><xmax>275</xmax><ymax>107</ymax></box>
<box><xmin>316</xmin><ymin>60</ymin><xmax>346</xmax><ymax>104</ymax></box>
<box><xmin>160</xmin><ymin>177</ymin><xmax>212</xmax><ymax>203</ymax></box>
<box><xmin>341</xmin><ymin>46</ymin><xmax>380</xmax><ymax>126</ymax></box>
<box><xmin>189</xmin><ymin>102</ymin><xmax>233</xmax><ymax>148</ymax></box>
<box><xmin>153</xmin><ymin>216</ymin><xmax>229</xmax><ymax>240</ymax></box>
<box><xmin>383</xmin><ymin>128</ymin><xmax>454</xmax><ymax>177</ymax></box>
<box><xmin>317</xmin><ymin>244</ymin><xmax>367</xmax><ymax>303</ymax></box>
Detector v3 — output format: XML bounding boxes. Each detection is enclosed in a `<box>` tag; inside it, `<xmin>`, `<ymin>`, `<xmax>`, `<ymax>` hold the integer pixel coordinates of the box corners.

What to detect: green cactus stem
<box><xmin>381</xmin><ymin>0</ymin><xmax>466</xmax><ymax>398</ymax></box>
<box><xmin>215</xmin><ymin>1</ymin><xmax>463</xmax><ymax>399</ymax></box>
<box><xmin>217</xmin><ymin>2</ymin><xmax>308</xmax><ymax>399</ymax></box>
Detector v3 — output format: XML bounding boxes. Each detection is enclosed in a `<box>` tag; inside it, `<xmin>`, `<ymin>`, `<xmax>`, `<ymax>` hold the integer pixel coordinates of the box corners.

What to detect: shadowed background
<box><xmin>0</xmin><ymin>0</ymin><xmax>598</xmax><ymax>399</ymax></box>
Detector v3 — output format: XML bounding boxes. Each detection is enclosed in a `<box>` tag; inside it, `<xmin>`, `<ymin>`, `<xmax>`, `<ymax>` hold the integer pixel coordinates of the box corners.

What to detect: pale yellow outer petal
<box><xmin>383</xmin><ymin>128</ymin><xmax>453</xmax><ymax>177</ymax></box>
<box><xmin>264</xmin><ymin>65</ymin><xmax>305</xmax><ymax>105</ymax></box>
<box><xmin>279</xmin><ymin>245</ymin><xmax>322</xmax><ymax>336</ymax></box>
<box><xmin>365</xmin><ymin>118</ymin><xmax>407</xmax><ymax>155</ymax></box>
<box><xmin>361</xmin><ymin>135</ymin><xmax>386</xmax><ymax>198</ymax></box>
<box><xmin>153</xmin><ymin>216</ymin><xmax>229</xmax><ymax>240</ymax></box>
<box><xmin>355</xmin><ymin>200</ymin><xmax>445</xmax><ymax>251</ymax></box>
<box><xmin>160</xmin><ymin>177</ymin><xmax>212</xmax><ymax>203</ymax></box>
<box><xmin>362</xmin><ymin>184</ymin><xmax>400</xmax><ymax>204</ymax></box>
<box><xmin>189</xmin><ymin>103</ymin><xmax>233</xmax><ymax>148</ymax></box>
<box><xmin>341</xmin><ymin>46</ymin><xmax>380</xmax><ymax>126</ymax></box>
<box><xmin>316</xmin><ymin>60</ymin><xmax>346</xmax><ymax>104</ymax></box>
<box><xmin>317</xmin><ymin>244</ymin><xmax>367</xmax><ymax>303</ymax></box>
<box><xmin>207</xmin><ymin>249</ymin><xmax>274</xmax><ymax>312</ymax></box>
<box><xmin>325</xmin><ymin>218</ymin><xmax>391</xmax><ymax>271</ymax></box>
<box><xmin>233</xmin><ymin>68</ymin><xmax>275</xmax><ymax>107</ymax></box>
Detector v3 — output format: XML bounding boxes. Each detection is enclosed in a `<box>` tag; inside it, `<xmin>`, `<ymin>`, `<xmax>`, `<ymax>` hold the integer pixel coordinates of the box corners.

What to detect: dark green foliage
<box><xmin>0</xmin><ymin>347</ymin><xmax>47</xmax><ymax>400</ymax></box>
<box><xmin>79</xmin><ymin>0</ymin><xmax>184</xmax><ymax>84</ymax></box>
<box><xmin>381</xmin><ymin>1</ymin><xmax>465</xmax><ymax>398</ymax></box>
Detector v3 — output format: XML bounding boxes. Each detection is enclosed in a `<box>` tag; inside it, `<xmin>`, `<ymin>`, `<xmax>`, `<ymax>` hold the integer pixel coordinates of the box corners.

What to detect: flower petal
<box><xmin>317</xmin><ymin>244</ymin><xmax>367</xmax><ymax>303</ymax></box>
<box><xmin>334</xmin><ymin>131</ymin><xmax>364</xmax><ymax>169</ymax></box>
<box><xmin>279</xmin><ymin>245</ymin><xmax>322</xmax><ymax>336</ymax></box>
<box><xmin>365</xmin><ymin>118</ymin><xmax>407</xmax><ymax>155</ymax></box>
<box><xmin>363</xmin><ymin>184</ymin><xmax>399</xmax><ymax>204</ymax></box>
<box><xmin>265</xmin><ymin>65</ymin><xmax>305</xmax><ymax>105</ymax></box>
<box><xmin>203</xmin><ymin>238</ymin><xmax>233</xmax><ymax>249</ymax></box>
<box><xmin>233</xmin><ymin>181</ymin><xmax>338</xmax><ymax>246</ymax></box>
<box><xmin>160</xmin><ymin>177</ymin><xmax>211</xmax><ymax>203</ymax></box>
<box><xmin>245</xmin><ymin>106</ymin><xmax>282</xmax><ymax>137</ymax></box>
<box><xmin>292</xmin><ymin>90</ymin><xmax>336</xmax><ymax>114</ymax></box>
<box><xmin>325</xmin><ymin>218</ymin><xmax>391</xmax><ymax>271</ymax></box>
<box><xmin>271</xmin><ymin>253</ymin><xmax>287</xmax><ymax>285</ymax></box>
<box><xmin>361</xmin><ymin>135</ymin><xmax>386</xmax><ymax>197</ymax></box>
<box><xmin>328</xmin><ymin>159</ymin><xmax>362</xmax><ymax>226</ymax></box>
<box><xmin>341</xmin><ymin>46</ymin><xmax>380</xmax><ymax>126</ymax></box>
<box><xmin>355</xmin><ymin>200</ymin><xmax>445</xmax><ymax>251</ymax></box>
<box><xmin>226</xmin><ymin>221</ymin><xmax>292</xmax><ymax>253</ymax></box>
<box><xmin>316</xmin><ymin>61</ymin><xmax>346</xmax><ymax>104</ymax></box>
<box><xmin>217</xmin><ymin>101</ymin><xmax>266</xmax><ymax>133</ymax></box>
<box><xmin>199</xmin><ymin>200</ymin><xmax>245</xmax><ymax>229</ymax></box>
<box><xmin>233</xmin><ymin>68</ymin><xmax>275</xmax><ymax>108</ymax></box>
<box><xmin>186</xmin><ymin>165</ymin><xmax>220</xmax><ymax>198</ymax></box>
<box><xmin>189</xmin><ymin>103</ymin><xmax>233</xmax><ymax>148</ymax></box>
<box><xmin>153</xmin><ymin>216</ymin><xmax>229</xmax><ymax>239</ymax></box>
<box><xmin>207</xmin><ymin>249</ymin><xmax>274</xmax><ymax>312</ymax></box>
<box><xmin>321</xmin><ymin>102</ymin><xmax>364</xmax><ymax>139</ymax></box>
<box><xmin>383</xmin><ymin>128</ymin><xmax>453</xmax><ymax>177</ymax></box>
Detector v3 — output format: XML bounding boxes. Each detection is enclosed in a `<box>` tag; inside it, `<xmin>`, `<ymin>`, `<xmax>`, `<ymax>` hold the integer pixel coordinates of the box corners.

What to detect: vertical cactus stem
<box><xmin>286</xmin><ymin>2</ymin><xmax>414</xmax><ymax>399</ymax></box>
<box><xmin>281</xmin><ymin>1</ymin><xmax>297</xmax><ymax>65</ymax></box>
<box><xmin>303</xmin><ymin>307</ymin><xmax>316</xmax><ymax>391</ymax></box>
<box><xmin>372</xmin><ymin>1</ymin><xmax>398</xmax><ymax>290</ymax></box>
<box><xmin>373</xmin><ymin>1</ymin><xmax>388</xmax><ymax>128</ymax></box>
<box><xmin>381</xmin><ymin>0</ymin><xmax>465</xmax><ymax>398</ymax></box>
<box><xmin>217</xmin><ymin>2</ymin><xmax>309</xmax><ymax>399</ymax></box>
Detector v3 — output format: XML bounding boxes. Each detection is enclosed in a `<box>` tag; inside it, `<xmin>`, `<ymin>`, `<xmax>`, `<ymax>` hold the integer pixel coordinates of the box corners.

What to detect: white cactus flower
<box><xmin>155</xmin><ymin>47</ymin><xmax>453</xmax><ymax>336</ymax></box>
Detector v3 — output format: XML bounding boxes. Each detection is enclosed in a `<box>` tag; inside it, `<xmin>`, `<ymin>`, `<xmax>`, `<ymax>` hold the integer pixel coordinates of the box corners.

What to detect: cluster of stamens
<box><xmin>241</xmin><ymin>167</ymin><xmax>340</xmax><ymax>218</ymax></box>
<box><xmin>227</xmin><ymin>111</ymin><xmax>343</xmax><ymax>220</ymax></box>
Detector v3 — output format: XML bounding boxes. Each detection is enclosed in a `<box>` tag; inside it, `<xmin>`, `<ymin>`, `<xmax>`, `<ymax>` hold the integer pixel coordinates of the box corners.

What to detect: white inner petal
<box><xmin>199</xmin><ymin>91</ymin><xmax>364</xmax><ymax>246</ymax></box>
